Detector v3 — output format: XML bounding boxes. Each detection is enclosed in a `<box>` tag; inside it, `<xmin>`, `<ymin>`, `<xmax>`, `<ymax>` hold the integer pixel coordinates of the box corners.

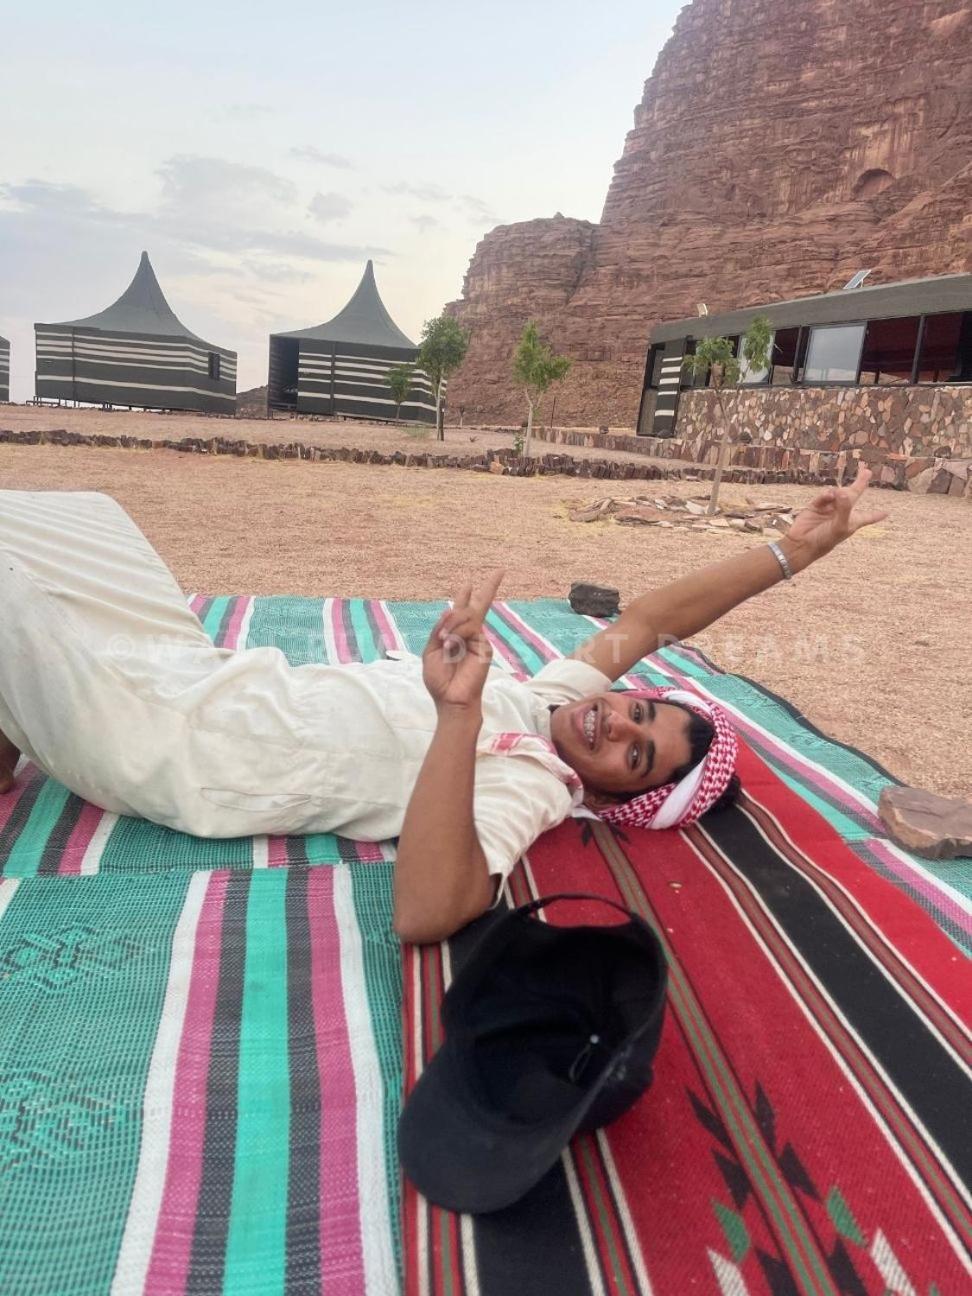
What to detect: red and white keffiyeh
<box><xmin>482</xmin><ymin>685</ymin><xmax>737</xmax><ymax>831</ymax></box>
<box><xmin>598</xmin><ymin>686</ymin><xmax>738</xmax><ymax>830</ymax></box>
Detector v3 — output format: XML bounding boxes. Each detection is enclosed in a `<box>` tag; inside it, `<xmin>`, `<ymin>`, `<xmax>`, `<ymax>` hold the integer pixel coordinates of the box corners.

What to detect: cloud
<box><xmin>243</xmin><ymin>258</ymin><xmax>314</xmax><ymax>284</ymax></box>
<box><xmin>383</xmin><ymin>180</ymin><xmax>451</xmax><ymax>204</ymax></box>
<box><xmin>158</xmin><ymin>154</ymin><xmax>298</xmax><ymax>226</ymax></box>
<box><xmin>409</xmin><ymin>214</ymin><xmax>440</xmax><ymax>234</ymax></box>
<box><xmin>455</xmin><ymin>193</ymin><xmax>499</xmax><ymax>225</ymax></box>
<box><xmin>290</xmin><ymin>146</ymin><xmax>355</xmax><ymax>170</ymax></box>
<box><xmin>0</xmin><ymin>164</ymin><xmax>388</xmax><ymax>269</ymax></box>
<box><xmin>153</xmin><ymin>158</ymin><xmax>381</xmax><ymax>261</ymax></box>
<box><xmin>381</xmin><ymin>179</ymin><xmax>499</xmax><ymax>227</ymax></box>
<box><xmin>250</xmin><ymin>230</ymin><xmax>384</xmax><ymax>260</ymax></box>
<box><xmin>309</xmin><ymin>191</ymin><xmax>353</xmax><ymax>223</ymax></box>
<box><xmin>0</xmin><ymin>165</ymin><xmax>390</xmax><ymax>326</ymax></box>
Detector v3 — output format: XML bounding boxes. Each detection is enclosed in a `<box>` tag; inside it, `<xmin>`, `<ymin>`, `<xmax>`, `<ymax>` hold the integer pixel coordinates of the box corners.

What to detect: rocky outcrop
<box><xmin>447</xmin><ymin>217</ymin><xmax>596</xmax><ymax>421</ymax></box>
<box><xmin>237</xmin><ymin>385</ymin><xmax>268</xmax><ymax>417</ymax></box>
<box><xmin>447</xmin><ymin>0</ymin><xmax>972</xmax><ymax>426</ymax></box>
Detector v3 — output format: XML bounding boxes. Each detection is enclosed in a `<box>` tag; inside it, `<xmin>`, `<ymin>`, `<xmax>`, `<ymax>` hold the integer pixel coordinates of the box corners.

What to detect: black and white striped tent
<box><xmin>0</xmin><ymin>336</ymin><xmax>9</xmax><ymax>403</ymax></box>
<box><xmin>268</xmin><ymin>261</ymin><xmax>435</xmax><ymax>422</ymax></box>
<box><xmin>35</xmin><ymin>252</ymin><xmax>236</xmax><ymax>413</ymax></box>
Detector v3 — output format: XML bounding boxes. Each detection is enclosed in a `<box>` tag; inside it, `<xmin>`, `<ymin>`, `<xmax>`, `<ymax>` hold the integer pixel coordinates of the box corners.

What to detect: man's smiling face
<box><xmin>549</xmin><ymin>692</ymin><xmax>694</xmax><ymax>801</ymax></box>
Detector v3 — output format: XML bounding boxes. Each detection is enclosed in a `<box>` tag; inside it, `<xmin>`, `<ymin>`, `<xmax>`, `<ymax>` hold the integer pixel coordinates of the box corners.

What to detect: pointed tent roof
<box><xmin>274</xmin><ymin>261</ymin><xmax>416</xmax><ymax>348</ymax></box>
<box><xmin>49</xmin><ymin>251</ymin><xmax>208</xmax><ymax>343</ymax></box>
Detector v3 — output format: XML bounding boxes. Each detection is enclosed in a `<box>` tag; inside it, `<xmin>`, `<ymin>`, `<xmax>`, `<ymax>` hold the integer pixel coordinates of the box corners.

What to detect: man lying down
<box><xmin>0</xmin><ymin>469</ymin><xmax>885</xmax><ymax>943</ymax></box>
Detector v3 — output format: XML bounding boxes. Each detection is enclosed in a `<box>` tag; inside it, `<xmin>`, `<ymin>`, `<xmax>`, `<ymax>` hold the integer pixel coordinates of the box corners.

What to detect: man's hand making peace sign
<box><xmin>422</xmin><ymin>570</ymin><xmax>504</xmax><ymax>712</ymax></box>
<box><xmin>784</xmin><ymin>465</ymin><xmax>889</xmax><ymax>562</ymax></box>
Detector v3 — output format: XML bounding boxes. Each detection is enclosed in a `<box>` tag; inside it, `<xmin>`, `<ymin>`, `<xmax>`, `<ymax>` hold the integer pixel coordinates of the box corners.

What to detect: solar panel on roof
<box><xmin>842</xmin><ymin>269</ymin><xmax>873</xmax><ymax>291</ymax></box>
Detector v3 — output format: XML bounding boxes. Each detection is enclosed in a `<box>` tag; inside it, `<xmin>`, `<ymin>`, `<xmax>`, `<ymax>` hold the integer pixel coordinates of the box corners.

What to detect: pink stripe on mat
<box><xmin>188</xmin><ymin>594</ymin><xmax>207</xmax><ymax>618</ymax></box>
<box><xmin>57</xmin><ymin>803</ymin><xmax>108</xmax><ymax>875</ymax></box>
<box><xmin>307</xmin><ymin>868</ymin><xmax>365</xmax><ymax>1293</ymax></box>
<box><xmin>144</xmin><ymin>872</ymin><xmax>229</xmax><ymax>1296</ymax></box>
<box><xmin>483</xmin><ymin>622</ymin><xmax>527</xmax><ymax>677</ymax></box>
<box><xmin>268</xmin><ymin>836</ymin><xmax>290</xmax><ymax>868</ymax></box>
<box><xmin>330</xmin><ymin>598</ymin><xmax>352</xmax><ymax>663</ymax></box>
<box><xmin>0</xmin><ymin>764</ymin><xmax>41</xmax><ymax>837</ymax></box>
<box><xmin>863</xmin><ymin>836</ymin><xmax>972</xmax><ymax>941</ymax></box>
<box><xmin>369</xmin><ymin>600</ymin><xmax>402</xmax><ymax>654</ymax></box>
<box><xmin>221</xmin><ymin>595</ymin><xmax>251</xmax><ymax>650</ymax></box>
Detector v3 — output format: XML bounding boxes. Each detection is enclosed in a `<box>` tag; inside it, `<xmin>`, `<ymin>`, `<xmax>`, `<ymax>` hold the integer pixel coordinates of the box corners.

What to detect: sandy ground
<box><xmin>1</xmin><ymin>437</ymin><xmax>970</xmax><ymax>800</ymax></box>
<box><xmin>0</xmin><ymin>405</ymin><xmax>693</xmax><ymax>467</ymax></box>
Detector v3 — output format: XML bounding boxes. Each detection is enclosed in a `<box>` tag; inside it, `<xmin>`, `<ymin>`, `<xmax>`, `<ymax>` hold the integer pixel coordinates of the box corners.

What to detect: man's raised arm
<box><xmin>393</xmin><ymin>572</ymin><xmax>504</xmax><ymax>945</ymax></box>
<box><xmin>572</xmin><ymin>467</ymin><xmax>888</xmax><ymax>682</ymax></box>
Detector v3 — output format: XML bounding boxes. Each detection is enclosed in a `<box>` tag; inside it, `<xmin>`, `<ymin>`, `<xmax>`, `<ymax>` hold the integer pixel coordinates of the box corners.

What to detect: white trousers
<box><xmin>0</xmin><ymin>490</ymin><xmax>226</xmax><ymax>825</ymax></box>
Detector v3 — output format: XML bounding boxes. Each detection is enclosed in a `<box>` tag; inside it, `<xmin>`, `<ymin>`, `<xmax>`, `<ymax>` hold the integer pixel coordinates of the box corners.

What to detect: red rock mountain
<box><xmin>447</xmin><ymin>0</ymin><xmax>972</xmax><ymax>426</ymax></box>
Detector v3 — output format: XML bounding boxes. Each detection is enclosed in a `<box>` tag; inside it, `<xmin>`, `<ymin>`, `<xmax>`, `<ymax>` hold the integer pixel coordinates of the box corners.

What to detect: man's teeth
<box><xmin>583</xmin><ymin>707</ymin><xmax>595</xmax><ymax>747</ymax></box>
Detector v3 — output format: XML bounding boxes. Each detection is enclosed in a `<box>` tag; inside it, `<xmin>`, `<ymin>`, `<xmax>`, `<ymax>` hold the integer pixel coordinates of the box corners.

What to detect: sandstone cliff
<box><xmin>448</xmin><ymin>0</ymin><xmax>972</xmax><ymax>426</ymax></box>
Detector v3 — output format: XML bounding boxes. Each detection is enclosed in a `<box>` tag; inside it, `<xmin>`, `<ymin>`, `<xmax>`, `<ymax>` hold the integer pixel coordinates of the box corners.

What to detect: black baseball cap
<box><xmin>398</xmin><ymin>893</ymin><xmax>668</xmax><ymax>1214</ymax></box>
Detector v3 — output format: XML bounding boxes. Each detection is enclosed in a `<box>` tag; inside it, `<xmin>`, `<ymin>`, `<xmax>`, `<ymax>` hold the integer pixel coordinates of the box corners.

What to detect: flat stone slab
<box><xmin>878</xmin><ymin>785</ymin><xmax>972</xmax><ymax>860</ymax></box>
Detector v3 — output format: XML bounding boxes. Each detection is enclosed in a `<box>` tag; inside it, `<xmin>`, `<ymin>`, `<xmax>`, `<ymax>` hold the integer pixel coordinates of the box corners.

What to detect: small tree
<box><xmin>386</xmin><ymin>363</ymin><xmax>415</xmax><ymax>422</ymax></box>
<box><xmin>417</xmin><ymin>315</ymin><xmax>470</xmax><ymax>441</ymax></box>
<box><xmin>512</xmin><ymin>321</ymin><xmax>571</xmax><ymax>458</ymax></box>
<box><xmin>681</xmin><ymin>315</ymin><xmax>773</xmax><ymax>515</ymax></box>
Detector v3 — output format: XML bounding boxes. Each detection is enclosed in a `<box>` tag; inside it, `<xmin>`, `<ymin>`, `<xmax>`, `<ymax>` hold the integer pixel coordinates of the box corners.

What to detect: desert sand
<box><xmin>1</xmin><ymin>413</ymin><xmax>969</xmax><ymax>800</ymax></box>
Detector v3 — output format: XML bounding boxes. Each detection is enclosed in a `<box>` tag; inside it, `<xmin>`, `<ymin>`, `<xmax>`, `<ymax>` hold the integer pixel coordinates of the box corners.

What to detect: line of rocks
<box><xmin>527</xmin><ymin>425</ymin><xmax>972</xmax><ymax>495</ymax></box>
<box><xmin>0</xmin><ymin>426</ymin><xmax>922</xmax><ymax>488</ymax></box>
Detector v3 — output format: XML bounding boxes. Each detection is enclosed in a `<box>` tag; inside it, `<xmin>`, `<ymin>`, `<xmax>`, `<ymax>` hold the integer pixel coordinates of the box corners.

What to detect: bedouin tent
<box><xmin>35</xmin><ymin>252</ymin><xmax>236</xmax><ymax>413</ymax></box>
<box><xmin>268</xmin><ymin>261</ymin><xmax>435</xmax><ymax>422</ymax></box>
<box><xmin>0</xmin><ymin>336</ymin><xmax>9</xmax><ymax>403</ymax></box>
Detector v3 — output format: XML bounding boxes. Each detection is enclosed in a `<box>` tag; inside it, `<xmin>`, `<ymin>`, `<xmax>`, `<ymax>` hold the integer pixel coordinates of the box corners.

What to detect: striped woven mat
<box><xmin>1</xmin><ymin>597</ymin><xmax>969</xmax><ymax>1295</ymax></box>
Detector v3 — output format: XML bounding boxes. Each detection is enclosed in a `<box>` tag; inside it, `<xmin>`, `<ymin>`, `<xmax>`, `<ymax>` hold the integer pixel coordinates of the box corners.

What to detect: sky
<box><xmin>0</xmin><ymin>0</ymin><xmax>685</xmax><ymax>400</ymax></box>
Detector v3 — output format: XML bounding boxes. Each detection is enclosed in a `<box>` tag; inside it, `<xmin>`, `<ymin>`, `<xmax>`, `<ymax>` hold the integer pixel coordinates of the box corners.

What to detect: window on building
<box><xmin>804</xmin><ymin>323</ymin><xmax>865</xmax><ymax>384</ymax></box>
<box><xmin>915</xmin><ymin>312</ymin><xmax>972</xmax><ymax>383</ymax></box>
<box><xmin>644</xmin><ymin>344</ymin><xmax>665</xmax><ymax>389</ymax></box>
<box><xmin>679</xmin><ymin>339</ymin><xmax>701</xmax><ymax>390</ymax></box>
<box><xmin>858</xmin><ymin>316</ymin><xmax>920</xmax><ymax>385</ymax></box>
<box><xmin>208</xmin><ymin>352</ymin><xmax>221</xmax><ymax>381</ymax></box>
<box><xmin>768</xmin><ymin>328</ymin><xmax>802</xmax><ymax>384</ymax></box>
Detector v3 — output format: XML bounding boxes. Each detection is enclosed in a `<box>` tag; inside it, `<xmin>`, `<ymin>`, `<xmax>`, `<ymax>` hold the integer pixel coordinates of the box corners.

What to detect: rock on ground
<box><xmin>878</xmin><ymin>786</ymin><xmax>972</xmax><ymax>860</ymax></box>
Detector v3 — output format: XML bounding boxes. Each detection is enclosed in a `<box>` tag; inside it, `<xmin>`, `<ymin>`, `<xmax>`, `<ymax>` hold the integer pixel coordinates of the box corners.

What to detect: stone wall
<box><xmin>676</xmin><ymin>384</ymin><xmax>972</xmax><ymax>460</ymax></box>
<box><xmin>527</xmin><ymin>382</ymin><xmax>972</xmax><ymax>494</ymax></box>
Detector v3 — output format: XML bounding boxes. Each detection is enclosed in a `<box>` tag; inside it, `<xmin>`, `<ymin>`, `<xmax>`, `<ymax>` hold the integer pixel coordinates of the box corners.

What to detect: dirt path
<box><xmin>2</xmin><ymin>439</ymin><xmax>970</xmax><ymax>800</ymax></box>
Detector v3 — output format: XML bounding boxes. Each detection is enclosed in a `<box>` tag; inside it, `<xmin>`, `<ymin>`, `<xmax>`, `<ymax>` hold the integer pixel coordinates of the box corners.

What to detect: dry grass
<box><xmin>1</xmin><ymin>435</ymin><xmax>970</xmax><ymax>800</ymax></box>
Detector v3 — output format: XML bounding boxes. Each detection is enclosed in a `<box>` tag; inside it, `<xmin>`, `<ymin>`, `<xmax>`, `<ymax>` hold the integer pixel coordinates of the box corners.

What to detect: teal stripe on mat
<box><xmin>245</xmin><ymin>596</ymin><xmax>327</xmax><ymax>665</ymax></box>
<box><xmin>380</xmin><ymin>600</ymin><xmax>444</xmax><ymax>655</ymax></box>
<box><xmin>224</xmin><ymin>871</ymin><xmax>291</xmax><ymax>1293</ymax></box>
<box><xmin>0</xmin><ymin>873</ymin><xmax>193</xmax><ymax>1296</ymax></box>
<box><xmin>99</xmin><ymin>815</ymin><xmax>256</xmax><ymax>873</ymax></box>
<box><xmin>200</xmin><ymin>595</ymin><xmax>232</xmax><ymax>641</ymax></box>
<box><xmin>1</xmin><ymin>781</ymin><xmax>72</xmax><ymax>877</ymax></box>
<box><xmin>349</xmin><ymin>599</ymin><xmax>384</xmax><ymax>663</ymax></box>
